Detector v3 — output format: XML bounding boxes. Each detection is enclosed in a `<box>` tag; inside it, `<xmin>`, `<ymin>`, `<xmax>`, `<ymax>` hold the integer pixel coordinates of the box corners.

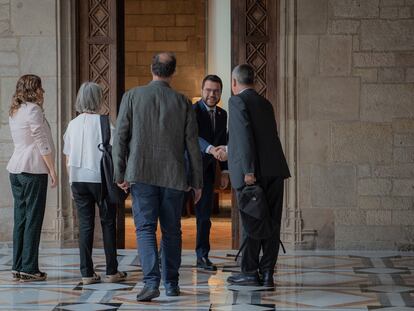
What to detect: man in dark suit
<box><xmin>225</xmin><ymin>64</ymin><xmax>290</xmax><ymax>288</ymax></box>
<box><xmin>112</xmin><ymin>52</ymin><xmax>203</xmax><ymax>301</ymax></box>
<box><xmin>193</xmin><ymin>75</ymin><xmax>229</xmax><ymax>271</ymax></box>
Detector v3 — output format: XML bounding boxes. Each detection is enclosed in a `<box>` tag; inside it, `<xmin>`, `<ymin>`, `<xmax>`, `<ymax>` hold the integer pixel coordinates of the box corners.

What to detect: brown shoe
<box><xmin>20</xmin><ymin>271</ymin><xmax>47</xmax><ymax>282</ymax></box>
<box><xmin>82</xmin><ymin>273</ymin><xmax>101</xmax><ymax>285</ymax></box>
<box><xmin>103</xmin><ymin>271</ymin><xmax>127</xmax><ymax>283</ymax></box>
<box><xmin>11</xmin><ymin>270</ymin><xmax>20</xmax><ymax>281</ymax></box>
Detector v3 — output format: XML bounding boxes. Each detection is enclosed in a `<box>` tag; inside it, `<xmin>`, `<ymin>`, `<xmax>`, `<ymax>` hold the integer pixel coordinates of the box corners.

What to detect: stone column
<box><xmin>278</xmin><ymin>0</ymin><xmax>309</xmax><ymax>249</ymax></box>
<box><xmin>0</xmin><ymin>0</ymin><xmax>78</xmax><ymax>247</ymax></box>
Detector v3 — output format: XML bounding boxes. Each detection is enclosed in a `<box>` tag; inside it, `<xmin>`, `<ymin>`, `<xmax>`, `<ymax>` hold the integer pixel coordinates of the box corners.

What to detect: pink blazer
<box><xmin>7</xmin><ymin>102</ymin><xmax>55</xmax><ymax>174</ymax></box>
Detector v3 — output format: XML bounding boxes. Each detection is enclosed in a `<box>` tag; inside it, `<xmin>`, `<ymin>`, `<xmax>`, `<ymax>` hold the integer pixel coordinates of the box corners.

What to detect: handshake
<box><xmin>209</xmin><ymin>145</ymin><xmax>227</xmax><ymax>161</ymax></box>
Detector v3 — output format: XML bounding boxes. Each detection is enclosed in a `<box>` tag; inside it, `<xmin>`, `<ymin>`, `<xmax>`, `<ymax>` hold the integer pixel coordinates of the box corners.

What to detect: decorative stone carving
<box><xmin>79</xmin><ymin>0</ymin><xmax>118</xmax><ymax>120</ymax></box>
<box><xmin>245</xmin><ymin>0</ymin><xmax>268</xmax><ymax>97</ymax></box>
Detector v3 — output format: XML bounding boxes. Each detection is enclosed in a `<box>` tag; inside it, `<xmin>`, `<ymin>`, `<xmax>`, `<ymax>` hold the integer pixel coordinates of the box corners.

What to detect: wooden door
<box><xmin>231</xmin><ymin>0</ymin><xmax>279</xmax><ymax>248</ymax></box>
<box><xmin>78</xmin><ymin>0</ymin><xmax>125</xmax><ymax>248</ymax></box>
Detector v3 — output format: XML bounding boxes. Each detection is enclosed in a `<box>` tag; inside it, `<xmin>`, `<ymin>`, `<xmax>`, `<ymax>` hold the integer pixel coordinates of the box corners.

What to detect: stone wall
<box><xmin>1</xmin><ymin>0</ymin><xmax>412</xmax><ymax>251</ymax></box>
<box><xmin>297</xmin><ymin>0</ymin><xmax>414</xmax><ymax>249</ymax></box>
<box><xmin>124</xmin><ymin>0</ymin><xmax>206</xmax><ymax>98</ymax></box>
<box><xmin>0</xmin><ymin>0</ymin><xmax>62</xmax><ymax>244</ymax></box>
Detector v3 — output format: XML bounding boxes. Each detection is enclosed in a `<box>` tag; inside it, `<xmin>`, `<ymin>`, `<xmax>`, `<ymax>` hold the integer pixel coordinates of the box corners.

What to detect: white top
<box><xmin>63</xmin><ymin>113</ymin><xmax>113</xmax><ymax>183</ymax></box>
<box><xmin>7</xmin><ymin>102</ymin><xmax>55</xmax><ymax>174</ymax></box>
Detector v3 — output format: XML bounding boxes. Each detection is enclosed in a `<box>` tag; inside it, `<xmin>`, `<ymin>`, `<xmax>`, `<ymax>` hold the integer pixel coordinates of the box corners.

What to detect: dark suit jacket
<box><xmin>193</xmin><ymin>100</ymin><xmax>228</xmax><ymax>182</ymax></box>
<box><xmin>228</xmin><ymin>89</ymin><xmax>290</xmax><ymax>189</ymax></box>
<box><xmin>112</xmin><ymin>80</ymin><xmax>203</xmax><ymax>191</ymax></box>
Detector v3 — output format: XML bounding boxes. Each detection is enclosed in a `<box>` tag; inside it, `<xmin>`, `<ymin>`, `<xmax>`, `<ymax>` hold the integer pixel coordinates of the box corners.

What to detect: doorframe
<box><xmin>73</xmin><ymin>0</ymin><xmax>302</xmax><ymax>250</ymax></box>
<box><xmin>230</xmin><ymin>0</ymin><xmax>281</xmax><ymax>249</ymax></box>
<box><xmin>115</xmin><ymin>0</ymin><xmax>125</xmax><ymax>249</ymax></box>
<box><xmin>76</xmin><ymin>0</ymin><xmax>126</xmax><ymax>248</ymax></box>
<box><xmin>230</xmin><ymin>0</ymin><xmax>305</xmax><ymax>249</ymax></box>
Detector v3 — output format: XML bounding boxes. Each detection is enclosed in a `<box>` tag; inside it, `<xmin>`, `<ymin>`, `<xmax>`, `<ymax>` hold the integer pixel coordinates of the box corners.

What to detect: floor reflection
<box><xmin>0</xmin><ymin>249</ymin><xmax>412</xmax><ymax>310</ymax></box>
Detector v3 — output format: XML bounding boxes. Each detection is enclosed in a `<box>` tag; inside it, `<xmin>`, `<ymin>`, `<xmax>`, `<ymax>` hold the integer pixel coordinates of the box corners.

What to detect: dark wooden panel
<box><xmin>78</xmin><ymin>0</ymin><xmax>125</xmax><ymax>248</ymax></box>
<box><xmin>231</xmin><ymin>0</ymin><xmax>279</xmax><ymax>249</ymax></box>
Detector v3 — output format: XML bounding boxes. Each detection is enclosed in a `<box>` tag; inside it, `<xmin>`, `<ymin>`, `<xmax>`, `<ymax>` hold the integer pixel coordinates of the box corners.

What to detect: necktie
<box><xmin>209</xmin><ymin>110</ymin><xmax>215</xmax><ymax>132</ymax></box>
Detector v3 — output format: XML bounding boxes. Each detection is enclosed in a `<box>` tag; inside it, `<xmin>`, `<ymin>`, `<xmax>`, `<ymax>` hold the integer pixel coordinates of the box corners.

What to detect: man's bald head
<box><xmin>151</xmin><ymin>52</ymin><xmax>176</xmax><ymax>78</ymax></box>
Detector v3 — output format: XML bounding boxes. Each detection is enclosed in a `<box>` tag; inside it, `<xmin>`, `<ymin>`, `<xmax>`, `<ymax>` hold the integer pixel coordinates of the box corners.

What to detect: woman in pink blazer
<box><xmin>7</xmin><ymin>74</ymin><xmax>57</xmax><ymax>282</ymax></box>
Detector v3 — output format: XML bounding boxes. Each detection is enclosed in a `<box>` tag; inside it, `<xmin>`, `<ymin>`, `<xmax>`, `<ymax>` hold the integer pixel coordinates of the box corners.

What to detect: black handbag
<box><xmin>238</xmin><ymin>185</ymin><xmax>276</xmax><ymax>240</ymax></box>
<box><xmin>98</xmin><ymin>115</ymin><xmax>129</xmax><ymax>205</ymax></box>
<box><xmin>235</xmin><ymin>184</ymin><xmax>285</xmax><ymax>260</ymax></box>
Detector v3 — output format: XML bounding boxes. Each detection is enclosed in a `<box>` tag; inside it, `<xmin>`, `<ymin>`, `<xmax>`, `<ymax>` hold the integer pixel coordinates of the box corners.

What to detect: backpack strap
<box><xmin>99</xmin><ymin>114</ymin><xmax>110</xmax><ymax>207</ymax></box>
<box><xmin>280</xmin><ymin>240</ymin><xmax>286</xmax><ymax>254</ymax></box>
<box><xmin>100</xmin><ymin>114</ymin><xmax>111</xmax><ymax>147</ymax></box>
<box><xmin>234</xmin><ymin>238</ymin><xmax>286</xmax><ymax>262</ymax></box>
<box><xmin>234</xmin><ymin>238</ymin><xmax>248</xmax><ymax>262</ymax></box>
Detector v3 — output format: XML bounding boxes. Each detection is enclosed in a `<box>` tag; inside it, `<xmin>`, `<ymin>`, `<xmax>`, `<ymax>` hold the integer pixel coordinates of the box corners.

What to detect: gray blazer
<box><xmin>112</xmin><ymin>80</ymin><xmax>203</xmax><ymax>191</ymax></box>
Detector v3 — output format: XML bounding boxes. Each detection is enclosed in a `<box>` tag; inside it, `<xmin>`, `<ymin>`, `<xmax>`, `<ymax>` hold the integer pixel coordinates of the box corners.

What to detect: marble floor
<box><xmin>0</xmin><ymin>248</ymin><xmax>413</xmax><ymax>310</ymax></box>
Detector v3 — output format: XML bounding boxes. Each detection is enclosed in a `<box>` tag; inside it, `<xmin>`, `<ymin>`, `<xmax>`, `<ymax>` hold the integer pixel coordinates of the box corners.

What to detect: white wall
<box><xmin>207</xmin><ymin>0</ymin><xmax>231</xmax><ymax>112</ymax></box>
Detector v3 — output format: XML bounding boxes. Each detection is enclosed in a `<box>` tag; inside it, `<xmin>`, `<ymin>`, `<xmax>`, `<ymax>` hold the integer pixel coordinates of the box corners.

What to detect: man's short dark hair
<box><xmin>151</xmin><ymin>52</ymin><xmax>176</xmax><ymax>78</ymax></box>
<box><xmin>232</xmin><ymin>64</ymin><xmax>255</xmax><ymax>85</ymax></box>
<box><xmin>202</xmin><ymin>74</ymin><xmax>223</xmax><ymax>91</ymax></box>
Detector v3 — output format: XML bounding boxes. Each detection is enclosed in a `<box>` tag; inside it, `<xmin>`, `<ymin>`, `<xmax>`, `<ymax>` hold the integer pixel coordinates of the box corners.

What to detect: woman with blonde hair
<box><xmin>7</xmin><ymin>74</ymin><xmax>57</xmax><ymax>282</ymax></box>
<box><xmin>63</xmin><ymin>82</ymin><xmax>126</xmax><ymax>285</ymax></box>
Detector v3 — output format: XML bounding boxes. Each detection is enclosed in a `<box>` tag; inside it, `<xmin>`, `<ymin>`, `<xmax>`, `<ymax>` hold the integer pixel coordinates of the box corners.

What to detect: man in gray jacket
<box><xmin>112</xmin><ymin>52</ymin><xmax>203</xmax><ymax>302</ymax></box>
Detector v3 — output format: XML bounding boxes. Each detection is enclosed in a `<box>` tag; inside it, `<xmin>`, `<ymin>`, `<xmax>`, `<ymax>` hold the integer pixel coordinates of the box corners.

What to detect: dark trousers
<box><xmin>10</xmin><ymin>173</ymin><xmax>48</xmax><ymax>274</ymax></box>
<box><xmin>240</xmin><ymin>177</ymin><xmax>284</xmax><ymax>273</ymax></box>
<box><xmin>131</xmin><ymin>183</ymin><xmax>184</xmax><ymax>289</ymax></box>
<box><xmin>71</xmin><ymin>182</ymin><xmax>118</xmax><ymax>277</ymax></box>
<box><xmin>194</xmin><ymin>176</ymin><xmax>214</xmax><ymax>258</ymax></box>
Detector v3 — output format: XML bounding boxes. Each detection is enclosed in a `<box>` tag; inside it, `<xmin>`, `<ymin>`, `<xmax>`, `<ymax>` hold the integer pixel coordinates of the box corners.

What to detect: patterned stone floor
<box><xmin>0</xmin><ymin>248</ymin><xmax>413</xmax><ymax>310</ymax></box>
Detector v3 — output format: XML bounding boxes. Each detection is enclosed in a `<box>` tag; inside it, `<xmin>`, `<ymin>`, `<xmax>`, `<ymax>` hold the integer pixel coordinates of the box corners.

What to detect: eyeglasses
<box><xmin>202</xmin><ymin>88</ymin><xmax>221</xmax><ymax>95</ymax></box>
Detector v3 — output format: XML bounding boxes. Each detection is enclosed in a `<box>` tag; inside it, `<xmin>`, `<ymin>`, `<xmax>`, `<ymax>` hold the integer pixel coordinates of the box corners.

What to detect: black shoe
<box><xmin>227</xmin><ymin>272</ymin><xmax>260</xmax><ymax>286</ymax></box>
<box><xmin>261</xmin><ymin>271</ymin><xmax>274</xmax><ymax>287</ymax></box>
<box><xmin>166</xmin><ymin>286</ymin><xmax>180</xmax><ymax>296</ymax></box>
<box><xmin>136</xmin><ymin>286</ymin><xmax>160</xmax><ymax>302</ymax></box>
<box><xmin>196</xmin><ymin>257</ymin><xmax>217</xmax><ymax>271</ymax></box>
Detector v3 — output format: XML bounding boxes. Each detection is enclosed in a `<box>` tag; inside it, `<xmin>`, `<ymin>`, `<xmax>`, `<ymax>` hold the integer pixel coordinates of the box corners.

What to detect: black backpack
<box><xmin>98</xmin><ymin>115</ymin><xmax>129</xmax><ymax>205</ymax></box>
<box><xmin>238</xmin><ymin>185</ymin><xmax>277</xmax><ymax>239</ymax></box>
<box><xmin>235</xmin><ymin>184</ymin><xmax>285</xmax><ymax>260</ymax></box>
